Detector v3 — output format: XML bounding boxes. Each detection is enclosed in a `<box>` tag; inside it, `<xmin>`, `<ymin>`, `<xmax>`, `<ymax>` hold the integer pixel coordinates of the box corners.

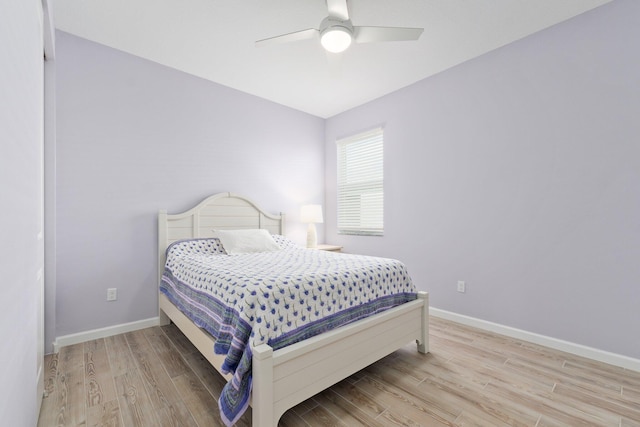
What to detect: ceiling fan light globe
<box><xmin>321</xmin><ymin>27</ymin><xmax>352</xmax><ymax>53</ymax></box>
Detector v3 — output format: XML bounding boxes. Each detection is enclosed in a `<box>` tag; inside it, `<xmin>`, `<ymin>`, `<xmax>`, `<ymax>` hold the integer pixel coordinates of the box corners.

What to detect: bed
<box><xmin>158</xmin><ymin>192</ymin><xmax>429</xmax><ymax>426</ymax></box>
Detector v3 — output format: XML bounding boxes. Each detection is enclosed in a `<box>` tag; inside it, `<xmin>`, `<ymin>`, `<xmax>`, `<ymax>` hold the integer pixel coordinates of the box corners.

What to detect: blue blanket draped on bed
<box><xmin>160</xmin><ymin>237</ymin><xmax>416</xmax><ymax>425</ymax></box>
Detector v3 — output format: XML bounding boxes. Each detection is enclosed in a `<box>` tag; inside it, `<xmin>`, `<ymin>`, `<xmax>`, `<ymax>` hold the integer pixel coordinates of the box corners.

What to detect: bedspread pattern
<box><xmin>160</xmin><ymin>237</ymin><xmax>416</xmax><ymax>425</ymax></box>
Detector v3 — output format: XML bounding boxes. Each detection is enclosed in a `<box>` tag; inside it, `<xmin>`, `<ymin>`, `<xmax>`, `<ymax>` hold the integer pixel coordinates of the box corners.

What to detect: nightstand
<box><xmin>315</xmin><ymin>244</ymin><xmax>343</xmax><ymax>252</ymax></box>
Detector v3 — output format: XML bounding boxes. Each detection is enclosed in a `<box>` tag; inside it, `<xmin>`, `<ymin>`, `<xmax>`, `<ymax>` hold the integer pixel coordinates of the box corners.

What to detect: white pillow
<box><xmin>212</xmin><ymin>229</ymin><xmax>281</xmax><ymax>255</ymax></box>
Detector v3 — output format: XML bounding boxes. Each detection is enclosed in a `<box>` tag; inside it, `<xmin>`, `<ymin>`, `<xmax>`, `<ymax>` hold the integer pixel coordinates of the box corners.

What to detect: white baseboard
<box><xmin>430</xmin><ymin>307</ymin><xmax>640</xmax><ymax>373</ymax></box>
<box><xmin>52</xmin><ymin>317</ymin><xmax>160</xmax><ymax>353</ymax></box>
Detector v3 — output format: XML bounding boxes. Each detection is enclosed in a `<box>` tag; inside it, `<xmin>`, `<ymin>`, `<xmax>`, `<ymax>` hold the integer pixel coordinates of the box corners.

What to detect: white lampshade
<box><xmin>301</xmin><ymin>204</ymin><xmax>323</xmax><ymax>248</ymax></box>
<box><xmin>300</xmin><ymin>204</ymin><xmax>324</xmax><ymax>224</ymax></box>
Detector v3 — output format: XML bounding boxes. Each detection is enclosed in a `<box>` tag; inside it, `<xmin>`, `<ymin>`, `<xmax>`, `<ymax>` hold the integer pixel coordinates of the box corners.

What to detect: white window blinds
<box><xmin>337</xmin><ymin>128</ymin><xmax>384</xmax><ymax>236</ymax></box>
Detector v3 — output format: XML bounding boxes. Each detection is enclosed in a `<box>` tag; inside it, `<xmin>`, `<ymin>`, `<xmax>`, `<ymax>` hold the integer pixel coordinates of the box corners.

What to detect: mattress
<box><xmin>160</xmin><ymin>235</ymin><xmax>416</xmax><ymax>425</ymax></box>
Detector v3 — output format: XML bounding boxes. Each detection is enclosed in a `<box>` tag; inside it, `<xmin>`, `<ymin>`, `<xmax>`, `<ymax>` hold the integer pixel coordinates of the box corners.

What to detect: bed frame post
<box><xmin>417</xmin><ymin>292</ymin><xmax>429</xmax><ymax>354</ymax></box>
<box><xmin>252</xmin><ymin>344</ymin><xmax>275</xmax><ymax>427</ymax></box>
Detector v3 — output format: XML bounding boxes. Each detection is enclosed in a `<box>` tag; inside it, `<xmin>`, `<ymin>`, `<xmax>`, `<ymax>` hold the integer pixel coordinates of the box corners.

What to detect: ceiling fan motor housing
<box><xmin>319</xmin><ymin>16</ymin><xmax>354</xmax><ymax>52</ymax></box>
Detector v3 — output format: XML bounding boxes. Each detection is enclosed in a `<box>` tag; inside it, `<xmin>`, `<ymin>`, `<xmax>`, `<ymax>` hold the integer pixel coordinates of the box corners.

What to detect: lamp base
<box><xmin>306</xmin><ymin>223</ymin><xmax>318</xmax><ymax>248</ymax></box>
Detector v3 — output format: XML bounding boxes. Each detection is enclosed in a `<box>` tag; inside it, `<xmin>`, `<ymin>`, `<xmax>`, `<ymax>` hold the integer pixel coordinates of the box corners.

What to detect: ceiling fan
<box><xmin>255</xmin><ymin>0</ymin><xmax>424</xmax><ymax>53</ymax></box>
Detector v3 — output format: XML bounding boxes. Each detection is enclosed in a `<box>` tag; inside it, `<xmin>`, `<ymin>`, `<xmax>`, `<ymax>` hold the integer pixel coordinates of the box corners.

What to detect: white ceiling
<box><xmin>54</xmin><ymin>0</ymin><xmax>611</xmax><ymax>118</ymax></box>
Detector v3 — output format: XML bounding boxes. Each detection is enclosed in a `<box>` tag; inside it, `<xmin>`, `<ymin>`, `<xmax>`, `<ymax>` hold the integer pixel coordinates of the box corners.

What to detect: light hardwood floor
<box><xmin>38</xmin><ymin>316</ymin><xmax>640</xmax><ymax>426</ymax></box>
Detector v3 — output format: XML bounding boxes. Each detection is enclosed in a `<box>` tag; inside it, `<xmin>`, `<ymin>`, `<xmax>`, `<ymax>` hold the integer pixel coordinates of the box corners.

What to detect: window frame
<box><xmin>336</xmin><ymin>127</ymin><xmax>384</xmax><ymax>236</ymax></box>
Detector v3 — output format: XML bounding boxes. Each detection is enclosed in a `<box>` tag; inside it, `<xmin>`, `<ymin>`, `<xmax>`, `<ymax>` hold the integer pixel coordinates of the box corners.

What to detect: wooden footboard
<box><xmin>254</xmin><ymin>291</ymin><xmax>429</xmax><ymax>426</ymax></box>
<box><xmin>159</xmin><ymin>291</ymin><xmax>429</xmax><ymax>427</ymax></box>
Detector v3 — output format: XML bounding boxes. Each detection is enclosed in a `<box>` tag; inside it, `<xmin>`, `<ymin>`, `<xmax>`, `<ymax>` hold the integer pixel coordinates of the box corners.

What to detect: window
<box><xmin>337</xmin><ymin>128</ymin><xmax>384</xmax><ymax>236</ymax></box>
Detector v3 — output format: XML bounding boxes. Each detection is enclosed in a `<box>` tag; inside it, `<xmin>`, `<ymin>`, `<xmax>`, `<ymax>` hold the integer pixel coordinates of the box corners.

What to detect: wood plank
<box><xmin>622</xmin><ymin>417</ymin><xmax>640</xmax><ymax>427</ymax></box>
<box><xmin>289</xmin><ymin>397</ymin><xmax>319</xmax><ymax>418</ymax></box>
<box><xmin>553</xmin><ymin>382</ymin><xmax>640</xmax><ymax>422</ymax></box>
<box><xmin>140</xmin><ymin>327</ymin><xmax>189</xmax><ymax>378</ymax></box>
<box><xmin>414</xmin><ymin>370</ymin><xmax>540</xmax><ymax>427</ymax></box>
<box><xmin>57</xmin><ymin>343</ymin><xmax>87</xmax><ymax>427</ymax></box>
<box><xmin>312</xmin><ymin>389</ymin><xmax>388</xmax><ymax>427</ymax></box>
<box><xmin>452</xmin><ymin>409</ymin><xmax>516</xmax><ymax>427</ymax></box>
<box><xmin>86</xmin><ymin>399</ymin><xmax>121</xmax><ymax>427</ymax></box>
<box><xmin>536</xmin><ymin>415</ymin><xmax>570</xmax><ymax>427</ymax></box>
<box><xmin>354</xmin><ymin>374</ymin><xmax>458</xmax><ymax>426</ymax></box>
<box><xmin>482</xmin><ymin>380</ymin><xmax>618</xmax><ymax>426</ymax></box>
<box><xmin>329</xmin><ymin>379</ymin><xmax>387</xmax><ymax>419</ymax></box>
<box><xmin>300</xmin><ymin>405</ymin><xmax>347</xmax><ymax>427</ymax></box>
<box><xmin>125</xmin><ymin>329</ymin><xmax>184</xmax><ymax>412</ymax></box>
<box><xmin>278</xmin><ymin>410</ymin><xmax>310</xmax><ymax>427</ymax></box>
<box><xmin>179</xmin><ymin>350</ymin><xmax>228</xmax><ymax>400</ymax></box>
<box><xmin>105</xmin><ymin>333</ymin><xmax>138</xmax><ymax>377</ymax></box>
<box><xmin>562</xmin><ymin>359</ymin><xmax>640</xmax><ymax>389</ymax></box>
<box><xmin>36</xmin><ymin>353</ymin><xmax>60</xmax><ymax>427</ymax></box>
<box><xmin>84</xmin><ymin>339</ymin><xmax>117</xmax><ymax>407</ymax></box>
<box><xmin>171</xmin><ymin>371</ymin><xmax>229</xmax><ymax>427</ymax></box>
<box><xmin>114</xmin><ymin>370</ymin><xmax>159</xmax><ymax>427</ymax></box>
<box><xmin>363</xmin><ymin>360</ymin><xmax>461</xmax><ymax>423</ymax></box>
<box><xmin>623</xmin><ymin>385</ymin><xmax>640</xmax><ymax>401</ymax></box>
<box><xmin>156</xmin><ymin>401</ymin><xmax>199</xmax><ymax>427</ymax></box>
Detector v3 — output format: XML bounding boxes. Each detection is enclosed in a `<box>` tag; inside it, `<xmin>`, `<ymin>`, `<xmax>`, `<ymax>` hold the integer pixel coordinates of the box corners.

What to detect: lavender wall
<box><xmin>325</xmin><ymin>0</ymin><xmax>640</xmax><ymax>359</ymax></box>
<box><xmin>55</xmin><ymin>32</ymin><xmax>325</xmax><ymax>341</ymax></box>
<box><xmin>0</xmin><ymin>0</ymin><xmax>44</xmax><ymax>424</ymax></box>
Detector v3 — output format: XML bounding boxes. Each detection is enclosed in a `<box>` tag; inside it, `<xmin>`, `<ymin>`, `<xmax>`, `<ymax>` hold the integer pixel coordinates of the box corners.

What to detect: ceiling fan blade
<box><xmin>255</xmin><ymin>28</ymin><xmax>318</xmax><ymax>47</ymax></box>
<box><xmin>326</xmin><ymin>0</ymin><xmax>350</xmax><ymax>21</ymax></box>
<box><xmin>354</xmin><ymin>26</ymin><xmax>424</xmax><ymax>44</ymax></box>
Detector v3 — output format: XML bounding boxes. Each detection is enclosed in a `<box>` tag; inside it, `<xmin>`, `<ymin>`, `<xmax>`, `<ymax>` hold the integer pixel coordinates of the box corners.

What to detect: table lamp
<box><xmin>300</xmin><ymin>204</ymin><xmax>323</xmax><ymax>248</ymax></box>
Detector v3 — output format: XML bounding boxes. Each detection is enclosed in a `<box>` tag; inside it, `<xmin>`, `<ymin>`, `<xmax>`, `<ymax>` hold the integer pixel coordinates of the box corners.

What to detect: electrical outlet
<box><xmin>107</xmin><ymin>288</ymin><xmax>117</xmax><ymax>301</ymax></box>
<box><xmin>457</xmin><ymin>281</ymin><xmax>466</xmax><ymax>293</ymax></box>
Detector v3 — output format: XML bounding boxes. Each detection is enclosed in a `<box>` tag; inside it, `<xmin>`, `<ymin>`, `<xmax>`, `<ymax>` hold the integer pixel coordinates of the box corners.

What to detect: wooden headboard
<box><xmin>158</xmin><ymin>192</ymin><xmax>285</xmax><ymax>283</ymax></box>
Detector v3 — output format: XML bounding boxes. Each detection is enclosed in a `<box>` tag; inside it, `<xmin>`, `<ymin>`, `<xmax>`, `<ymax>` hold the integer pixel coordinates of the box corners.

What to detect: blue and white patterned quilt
<box><xmin>160</xmin><ymin>236</ymin><xmax>416</xmax><ymax>426</ymax></box>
